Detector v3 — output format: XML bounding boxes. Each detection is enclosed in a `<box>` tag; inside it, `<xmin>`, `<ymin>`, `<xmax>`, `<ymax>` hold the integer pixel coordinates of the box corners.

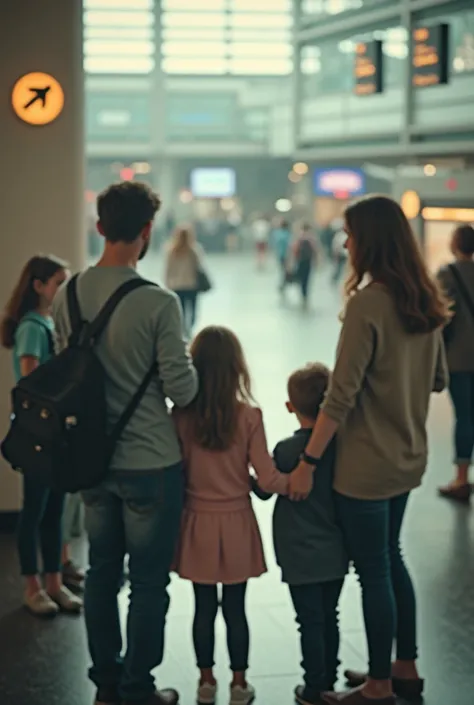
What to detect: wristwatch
<box><xmin>301</xmin><ymin>451</ymin><xmax>320</xmax><ymax>466</ymax></box>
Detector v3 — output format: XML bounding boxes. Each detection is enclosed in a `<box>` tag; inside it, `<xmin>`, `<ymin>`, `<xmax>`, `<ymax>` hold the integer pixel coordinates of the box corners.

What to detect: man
<box><xmin>53</xmin><ymin>182</ymin><xmax>198</xmax><ymax>705</ymax></box>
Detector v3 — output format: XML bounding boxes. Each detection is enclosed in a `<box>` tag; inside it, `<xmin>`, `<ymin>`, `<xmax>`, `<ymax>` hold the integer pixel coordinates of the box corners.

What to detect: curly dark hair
<box><xmin>97</xmin><ymin>181</ymin><xmax>161</xmax><ymax>243</ymax></box>
<box><xmin>344</xmin><ymin>195</ymin><xmax>450</xmax><ymax>334</ymax></box>
<box><xmin>186</xmin><ymin>326</ymin><xmax>255</xmax><ymax>451</ymax></box>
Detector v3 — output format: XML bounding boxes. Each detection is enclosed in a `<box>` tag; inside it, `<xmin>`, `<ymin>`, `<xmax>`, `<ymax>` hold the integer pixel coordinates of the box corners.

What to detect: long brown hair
<box><xmin>169</xmin><ymin>224</ymin><xmax>195</xmax><ymax>256</ymax></box>
<box><xmin>187</xmin><ymin>326</ymin><xmax>255</xmax><ymax>451</ymax></box>
<box><xmin>344</xmin><ymin>195</ymin><xmax>450</xmax><ymax>334</ymax></box>
<box><xmin>0</xmin><ymin>255</ymin><xmax>67</xmax><ymax>349</ymax></box>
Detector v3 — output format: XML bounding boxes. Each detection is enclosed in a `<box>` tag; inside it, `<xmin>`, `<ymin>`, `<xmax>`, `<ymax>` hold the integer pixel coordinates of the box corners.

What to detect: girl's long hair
<box><xmin>169</xmin><ymin>224</ymin><xmax>195</xmax><ymax>256</ymax></box>
<box><xmin>344</xmin><ymin>195</ymin><xmax>450</xmax><ymax>334</ymax></box>
<box><xmin>187</xmin><ymin>326</ymin><xmax>255</xmax><ymax>451</ymax></box>
<box><xmin>0</xmin><ymin>255</ymin><xmax>67</xmax><ymax>350</ymax></box>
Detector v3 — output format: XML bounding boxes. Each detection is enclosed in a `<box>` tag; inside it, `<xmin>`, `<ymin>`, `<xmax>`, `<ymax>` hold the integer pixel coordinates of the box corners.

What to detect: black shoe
<box><xmin>95</xmin><ymin>685</ymin><xmax>120</xmax><ymax>705</ymax></box>
<box><xmin>295</xmin><ymin>685</ymin><xmax>325</xmax><ymax>705</ymax></box>
<box><xmin>123</xmin><ymin>690</ymin><xmax>179</xmax><ymax>705</ymax></box>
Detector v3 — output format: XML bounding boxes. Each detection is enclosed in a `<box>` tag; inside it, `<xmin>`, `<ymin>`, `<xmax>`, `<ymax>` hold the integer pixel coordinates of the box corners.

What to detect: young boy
<box><xmin>254</xmin><ymin>363</ymin><xmax>348</xmax><ymax>705</ymax></box>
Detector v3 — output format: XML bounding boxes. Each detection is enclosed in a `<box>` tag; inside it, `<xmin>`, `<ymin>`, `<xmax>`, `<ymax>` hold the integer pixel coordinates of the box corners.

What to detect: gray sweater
<box><xmin>322</xmin><ymin>284</ymin><xmax>448</xmax><ymax>500</ymax></box>
<box><xmin>53</xmin><ymin>266</ymin><xmax>198</xmax><ymax>471</ymax></box>
<box><xmin>437</xmin><ymin>261</ymin><xmax>474</xmax><ymax>373</ymax></box>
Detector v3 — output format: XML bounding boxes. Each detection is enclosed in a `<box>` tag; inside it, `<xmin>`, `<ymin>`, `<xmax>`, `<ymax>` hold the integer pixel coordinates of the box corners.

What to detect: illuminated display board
<box><xmin>354</xmin><ymin>40</ymin><xmax>383</xmax><ymax>96</ymax></box>
<box><xmin>412</xmin><ymin>24</ymin><xmax>449</xmax><ymax>88</ymax></box>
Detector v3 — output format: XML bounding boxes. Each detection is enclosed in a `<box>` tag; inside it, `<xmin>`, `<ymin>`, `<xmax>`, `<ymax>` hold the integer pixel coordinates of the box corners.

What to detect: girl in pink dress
<box><xmin>173</xmin><ymin>325</ymin><xmax>289</xmax><ymax>705</ymax></box>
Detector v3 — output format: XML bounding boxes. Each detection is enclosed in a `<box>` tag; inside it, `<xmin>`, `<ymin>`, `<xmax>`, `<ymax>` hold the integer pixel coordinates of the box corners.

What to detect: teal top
<box><xmin>13</xmin><ymin>311</ymin><xmax>55</xmax><ymax>382</ymax></box>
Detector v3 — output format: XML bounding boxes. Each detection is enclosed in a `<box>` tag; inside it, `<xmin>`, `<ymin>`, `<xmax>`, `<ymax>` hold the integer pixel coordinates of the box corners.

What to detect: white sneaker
<box><xmin>229</xmin><ymin>684</ymin><xmax>255</xmax><ymax>705</ymax></box>
<box><xmin>24</xmin><ymin>589</ymin><xmax>59</xmax><ymax>617</ymax></box>
<box><xmin>197</xmin><ymin>681</ymin><xmax>217</xmax><ymax>704</ymax></box>
<box><xmin>48</xmin><ymin>585</ymin><xmax>83</xmax><ymax>613</ymax></box>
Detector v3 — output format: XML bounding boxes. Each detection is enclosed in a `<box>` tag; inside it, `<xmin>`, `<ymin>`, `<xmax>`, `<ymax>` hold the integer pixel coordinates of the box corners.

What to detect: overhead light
<box><xmin>275</xmin><ymin>198</ymin><xmax>292</xmax><ymax>213</ymax></box>
<box><xmin>220</xmin><ymin>197</ymin><xmax>235</xmax><ymax>211</ymax></box>
<box><xmin>133</xmin><ymin>161</ymin><xmax>151</xmax><ymax>174</ymax></box>
<box><xmin>120</xmin><ymin>167</ymin><xmax>135</xmax><ymax>181</ymax></box>
<box><xmin>288</xmin><ymin>171</ymin><xmax>301</xmax><ymax>183</ymax></box>
<box><xmin>422</xmin><ymin>207</ymin><xmax>474</xmax><ymax>223</ymax></box>
<box><xmin>179</xmin><ymin>189</ymin><xmax>193</xmax><ymax>204</ymax></box>
<box><xmin>400</xmin><ymin>190</ymin><xmax>421</xmax><ymax>220</ymax></box>
<box><xmin>293</xmin><ymin>162</ymin><xmax>309</xmax><ymax>176</ymax></box>
<box><xmin>424</xmin><ymin>164</ymin><xmax>437</xmax><ymax>176</ymax></box>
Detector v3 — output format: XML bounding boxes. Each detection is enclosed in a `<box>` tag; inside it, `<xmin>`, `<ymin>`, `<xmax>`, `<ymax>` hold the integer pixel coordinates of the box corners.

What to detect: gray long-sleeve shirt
<box><xmin>53</xmin><ymin>266</ymin><xmax>198</xmax><ymax>471</ymax></box>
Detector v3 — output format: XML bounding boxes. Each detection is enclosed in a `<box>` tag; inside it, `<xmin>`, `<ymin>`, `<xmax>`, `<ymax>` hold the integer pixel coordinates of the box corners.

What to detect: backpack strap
<box><xmin>109</xmin><ymin>362</ymin><xmax>157</xmax><ymax>448</ymax></box>
<box><xmin>82</xmin><ymin>278</ymin><xmax>157</xmax><ymax>345</ymax></box>
<box><xmin>66</xmin><ymin>274</ymin><xmax>83</xmax><ymax>344</ymax></box>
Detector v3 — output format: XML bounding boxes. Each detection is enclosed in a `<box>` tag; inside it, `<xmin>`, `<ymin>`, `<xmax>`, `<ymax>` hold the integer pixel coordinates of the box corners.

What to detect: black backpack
<box><xmin>1</xmin><ymin>275</ymin><xmax>157</xmax><ymax>493</ymax></box>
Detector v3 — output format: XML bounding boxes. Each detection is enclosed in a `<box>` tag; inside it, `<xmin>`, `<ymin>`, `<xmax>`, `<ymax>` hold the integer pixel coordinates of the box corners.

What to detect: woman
<box><xmin>0</xmin><ymin>256</ymin><xmax>83</xmax><ymax>616</ymax></box>
<box><xmin>437</xmin><ymin>224</ymin><xmax>474</xmax><ymax>501</ymax></box>
<box><xmin>289</xmin><ymin>195</ymin><xmax>449</xmax><ymax>705</ymax></box>
<box><xmin>165</xmin><ymin>225</ymin><xmax>205</xmax><ymax>337</ymax></box>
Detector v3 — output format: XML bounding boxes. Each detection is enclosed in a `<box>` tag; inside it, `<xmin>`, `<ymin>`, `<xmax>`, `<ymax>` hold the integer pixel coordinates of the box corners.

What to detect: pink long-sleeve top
<box><xmin>174</xmin><ymin>404</ymin><xmax>289</xmax><ymax>512</ymax></box>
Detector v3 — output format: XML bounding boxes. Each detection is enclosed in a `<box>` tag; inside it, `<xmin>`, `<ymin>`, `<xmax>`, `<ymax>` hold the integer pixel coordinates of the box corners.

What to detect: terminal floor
<box><xmin>0</xmin><ymin>254</ymin><xmax>473</xmax><ymax>705</ymax></box>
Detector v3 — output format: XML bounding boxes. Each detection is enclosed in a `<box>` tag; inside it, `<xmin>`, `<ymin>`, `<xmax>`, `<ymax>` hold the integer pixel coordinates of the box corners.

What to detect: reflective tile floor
<box><xmin>0</xmin><ymin>254</ymin><xmax>473</xmax><ymax>705</ymax></box>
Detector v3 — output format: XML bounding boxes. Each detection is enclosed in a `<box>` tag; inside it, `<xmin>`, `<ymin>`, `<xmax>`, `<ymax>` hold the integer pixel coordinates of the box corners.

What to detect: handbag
<box><xmin>443</xmin><ymin>264</ymin><xmax>474</xmax><ymax>346</ymax></box>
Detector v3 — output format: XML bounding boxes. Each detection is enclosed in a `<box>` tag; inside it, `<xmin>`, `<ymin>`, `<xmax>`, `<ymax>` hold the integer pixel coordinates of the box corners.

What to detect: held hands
<box><xmin>289</xmin><ymin>461</ymin><xmax>314</xmax><ymax>501</ymax></box>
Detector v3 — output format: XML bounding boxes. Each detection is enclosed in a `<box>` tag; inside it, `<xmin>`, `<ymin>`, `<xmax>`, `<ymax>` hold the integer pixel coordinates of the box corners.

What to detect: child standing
<box><xmin>254</xmin><ymin>363</ymin><xmax>348</xmax><ymax>705</ymax></box>
<box><xmin>173</xmin><ymin>325</ymin><xmax>291</xmax><ymax>705</ymax></box>
<box><xmin>0</xmin><ymin>256</ymin><xmax>83</xmax><ymax>617</ymax></box>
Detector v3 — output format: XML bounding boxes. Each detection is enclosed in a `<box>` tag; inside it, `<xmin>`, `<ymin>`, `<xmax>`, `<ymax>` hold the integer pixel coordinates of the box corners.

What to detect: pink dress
<box><xmin>173</xmin><ymin>404</ymin><xmax>289</xmax><ymax>585</ymax></box>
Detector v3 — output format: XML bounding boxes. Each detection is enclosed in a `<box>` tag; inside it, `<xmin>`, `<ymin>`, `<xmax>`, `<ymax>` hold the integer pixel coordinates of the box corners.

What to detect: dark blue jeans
<box><xmin>289</xmin><ymin>578</ymin><xmax>344</xmax><ymax>697</ymax></box>
<box><xmin>17</xmin><ymin>474</ymin><xmax>64</xmax><ymax>575</ymax></box>
<box><xmin>175</xmin><ymin>289</ymin><xmax>198</xmax><ymax>337</ymax></box>
<box><xmin>448</xmin><ymin>371</ymin><xmax>474</xmax><ymax>463</ymax></box>
<box><xmin>82</xmin><ymin>465</ymin><xmax>184</xmax><ymax>703</ymax></box>
<box><xmin>335</xmin><ymin>492</ymin><xmax>417</xmax><ymax>680</ymax></box>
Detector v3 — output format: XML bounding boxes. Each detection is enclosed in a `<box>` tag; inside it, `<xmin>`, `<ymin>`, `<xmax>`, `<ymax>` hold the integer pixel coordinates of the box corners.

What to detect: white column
<box><xmin>0</xmin><ymin>0</ymin><xmax>85</xmax><ymax>516</ymax></box>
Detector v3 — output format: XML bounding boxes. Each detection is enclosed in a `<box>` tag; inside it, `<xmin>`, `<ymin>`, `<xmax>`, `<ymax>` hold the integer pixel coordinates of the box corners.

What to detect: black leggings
<box><xmin>193</xmin><ymin>582</ymin><xmax>249</xmax><ymax>672</ymax></box>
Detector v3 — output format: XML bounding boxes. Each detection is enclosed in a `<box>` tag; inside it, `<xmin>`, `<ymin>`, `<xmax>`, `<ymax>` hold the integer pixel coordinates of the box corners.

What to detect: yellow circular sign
<box><xmin>11</xmin><ymin>72</ymin><xmax>64</xmax><ymax>126</ymax></box>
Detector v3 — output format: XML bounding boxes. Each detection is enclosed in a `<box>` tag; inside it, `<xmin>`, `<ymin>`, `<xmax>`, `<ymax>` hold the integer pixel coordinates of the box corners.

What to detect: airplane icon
<box><xmin>23</xmin><ymin>86</ymin><xmax>51</xmax><ymax>110</ymax></box>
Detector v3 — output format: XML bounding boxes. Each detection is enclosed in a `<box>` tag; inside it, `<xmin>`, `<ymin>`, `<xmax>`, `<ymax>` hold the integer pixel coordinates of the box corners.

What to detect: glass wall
<box><xmin>301</xmin><ymin>26</ymin><xmax>408</xmax><ymax>97</ymax></box>
<box><xmin>301</xmin><ymin>0</ymin><xmax>388</xmax><ymax>20</ymax></box>
<box><xmin>161</xmin><ymin>0</ymin><xmax>293</xmax><ymax>75</ymax></box>
<box><xmin>83</xmin><ymin>0</ymin><xmax>155</xmax><ymax>74</ymax></box>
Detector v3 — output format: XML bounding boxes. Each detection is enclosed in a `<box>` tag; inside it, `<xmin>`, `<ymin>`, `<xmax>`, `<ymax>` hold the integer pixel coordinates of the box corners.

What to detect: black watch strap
<box><xmin>302</xmin><ymin>451</ymin><xmax>320</xmax><ymax>466</ymax></box>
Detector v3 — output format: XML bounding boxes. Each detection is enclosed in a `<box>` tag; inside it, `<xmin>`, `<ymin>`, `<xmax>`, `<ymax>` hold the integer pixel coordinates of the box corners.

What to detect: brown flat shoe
<box><xmin>321</xmin><ymin>686</ymin><xmax>395</xmax><ymax>705</ymax></box>
<box><xmin>344</xmin><ymin>670</ymin><xmax>424</xmax><ymax>700</ymax></box>
<box><xmin>438</xmin><ymin>483</ymin><xmax>471</xmax><ymax>502</ymax></box>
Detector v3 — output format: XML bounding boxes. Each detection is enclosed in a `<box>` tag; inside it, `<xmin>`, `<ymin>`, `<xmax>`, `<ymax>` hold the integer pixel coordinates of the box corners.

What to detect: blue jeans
<box><xmin>335</xmin><ymin>492</ymin><xmax>417</xmax><ymax>680</ymax></box>
<box><xmin>289</xmin><ymin>579</ymin><xmax>344</xmax><ymax>697</ymax></box>
<box><xmin>175</xmin><ymin>289</ymin><xmax>197</xmax><ymax>337</ymax></box>
<box><xmin>449</xmin><ymin>371</ymin><xmax>474</xmax><ymax>463</ymax></box>
<box><xmin>17</xmin><ymin>474</ymin><xmax>64</xmax><ymax>575</ymax></box>
<box><xmin>82</xmin><ymin>465</ymin><xmax>184</xmax><ymax>703</ymax></box>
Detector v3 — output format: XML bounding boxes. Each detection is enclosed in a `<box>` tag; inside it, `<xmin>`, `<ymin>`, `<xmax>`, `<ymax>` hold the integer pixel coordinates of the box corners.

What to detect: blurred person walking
<box><xmin>293</xmin><ymin>223</ymin><xmax>319</xmax><ymax>309</ymax></box>
<box><xmin>165</xmin><ymin>225</ymin><xmax>209</xmax><ymax>338</ymax></box>
<box><xmin>289</xmin><ymin>196</ymin><xmax>449</xmax><ymax>705</ymax></box>
<box><xmin>272</xmin><ymin>219</ymin><xmax>293</xmax><ymax>293</ymax></box>
<box><xmin>331</xmin><ymin>224</ymin><xmax>348</xmax><ymax>288</ymax></box>
<box><xmin>437</xmin><ymin>224</ymin><xmax>474</xmax><ymax>502</ymax></box>
<box><xmin>251</xmin><ymin>215</ymin><xmax>271</xmax><ymax>269</ymax></box>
